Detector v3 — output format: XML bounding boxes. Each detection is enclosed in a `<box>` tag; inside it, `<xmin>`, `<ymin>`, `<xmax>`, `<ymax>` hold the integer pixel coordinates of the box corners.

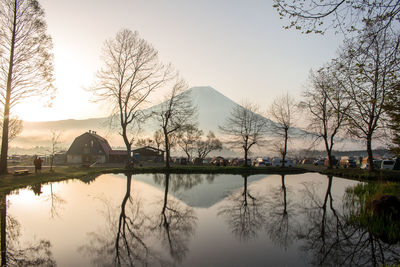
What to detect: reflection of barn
<box><xmin>66</xmin><ymin>131</ymin><xmax>164</xmax><ymax>164</ymax></box>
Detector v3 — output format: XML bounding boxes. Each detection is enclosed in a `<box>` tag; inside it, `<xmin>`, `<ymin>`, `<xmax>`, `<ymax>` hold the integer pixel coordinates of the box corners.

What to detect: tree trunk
<box><xmin>115</xmin><ymin>174</ymin><xmax>132</xmax><ymax>263</ymax></box>
<box><xmin>121</xmin><ymin>125</ymin><xmax>133</xmax><ymax>169</ymax></box>
<box><xmin>0</xmin><ymin>2</ymin><xmax>17</xmax><ymax>175</ymax></box>
<box><xmin>281</xmin><ymin>128</ymin><xmax>288</xmax><ymax>168</ymax></box>
<box><xmin>323</xmin><ymin>136</ymin><xmax>334</xmax><ymax>169</ymax></box>
<box><xmin>1</xmin><ymin>195</ymin><xmax>6</xmax><ymax>266</ymax></box>
<box><xmin>162</xmin><ymin>174</ymin><xmax>170</xmax><ymax>214</ymax></box>
<box><xmin>164</xmin><ymin>128</ymin><xmax>170</xmax><ymax>168</ymax></box>
<box><xmin>281</xmin><ymin>175</ymin><xmax>287</xmax><ymax>215</ymax></box>
<box><xmin>243</xmin><ymin>175</ymin><xmax>248</xmax><ymax>206</ymax></box>
<box><xmin>244</xmin><ymin>148</ymin><xmax>248</xmax><ymax>167</ymax></box>
<box><xmin>367</xmin><ymin>134</ymin><xmax>375</xmax><ymax>172</ymax></box>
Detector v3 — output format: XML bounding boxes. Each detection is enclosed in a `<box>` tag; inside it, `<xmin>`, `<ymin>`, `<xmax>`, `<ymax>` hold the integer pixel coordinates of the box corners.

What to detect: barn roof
<box><xmin>132</xmin><ymin>146</ymin><xmax>164</xmax><ymax>153</ymax></box>
<box><xmin>90</xmin><ymin>132</ymin><xmax>112</xmax><ymax>155</ymax></box>
<box><xmin>67</xmin><ymin>131</ymin><xmax>112</xmax><ymax>155</ymax></box>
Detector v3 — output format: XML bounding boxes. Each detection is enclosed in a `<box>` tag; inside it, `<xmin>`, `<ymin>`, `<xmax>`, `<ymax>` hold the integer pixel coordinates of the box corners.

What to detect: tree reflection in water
<box><xmin>82</xmin><ymin>173</ymin><xmax>198</xmax><ymax>266</ymax></box>
<box><xmin>264</xmin><ymin>174</ymin><xmax>298</xmax><ymax>250</ymax></box>
<box><xmin>151</xmin><ymin>173</ymin><xmax>197</xmax><ymax>263</ymax></box>
<box><xmin>297</xmin><ymin>176</ymin><xmax>400</xmax><ymax>266</ymax></box>
<box><xmin>81</xmin><ymin>174</ymin><xmax>157</xmax><ymax>266</ymax></box>
<box><xmin>218</xmin><ymin>174</ymin><xmax>266</xmax><ymax>242</ymax></box>
<box><xmin>0</xmin><ymin>194</ymin><xmax>55</xmax><ymax>266</ymax></box>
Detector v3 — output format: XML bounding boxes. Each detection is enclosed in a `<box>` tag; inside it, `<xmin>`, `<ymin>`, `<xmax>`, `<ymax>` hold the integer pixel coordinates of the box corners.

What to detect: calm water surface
<box><xmin>2</xmin><ymin>172</ymin><xmax>400</xmax><ymax>266</ymax></box>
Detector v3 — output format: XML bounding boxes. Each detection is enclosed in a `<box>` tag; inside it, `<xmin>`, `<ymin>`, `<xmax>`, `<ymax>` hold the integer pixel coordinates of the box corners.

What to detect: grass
<box><xmin>345</xmin><ymin>182</ymin><xmax>400</xmax><ymax>244</ymax></box>
<box><xmin>321</xmin><ymin>167</ymin><xmax>400</xmax><ymax>181</ymax></box>
<box><xmin>0</xmin><ymin>166</ymin><xmax>117</xmax><ymax>196</ymax></box>
<box><xmin>0</xmin><ymin>165</ymin><xmax>307</xmax><ymax>195</ymax></box>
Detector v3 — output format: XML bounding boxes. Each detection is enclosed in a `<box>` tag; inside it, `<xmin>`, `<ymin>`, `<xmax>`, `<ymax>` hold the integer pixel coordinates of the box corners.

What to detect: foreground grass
<box><xmin>0</xmin><ymin>165</ymin><xmax>307</xmax><ymax>195</ymax></box>
<box><xmin>345</xmin><ymin>182</ymin><xmax>400</xmax><ymax>244</ymax></box>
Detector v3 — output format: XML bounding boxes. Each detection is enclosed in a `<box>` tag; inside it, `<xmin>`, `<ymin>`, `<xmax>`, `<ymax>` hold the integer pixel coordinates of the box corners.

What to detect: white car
<box><xmin>381</xmin><ymin>159</ymin><xmax>395</xmax><ymax>170</ymax></box>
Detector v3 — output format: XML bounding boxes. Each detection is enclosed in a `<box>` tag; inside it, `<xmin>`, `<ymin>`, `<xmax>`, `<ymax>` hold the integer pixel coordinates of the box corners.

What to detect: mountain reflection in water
<box><xmin>1</xmin><ymin>173</ymin><xmax>400</xmax><ymax>266</ymax></box>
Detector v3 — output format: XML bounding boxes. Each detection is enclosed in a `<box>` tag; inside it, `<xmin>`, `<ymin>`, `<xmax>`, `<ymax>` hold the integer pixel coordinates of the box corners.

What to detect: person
<box><xmin>34</xmin><ymin>156</ymin><xmax>43</xmax><ymax>174</ymax></box>
<box><xmin>34</xmin><ymin>156</ymin><xmax>39</xmax><ymax>174</ymax></box>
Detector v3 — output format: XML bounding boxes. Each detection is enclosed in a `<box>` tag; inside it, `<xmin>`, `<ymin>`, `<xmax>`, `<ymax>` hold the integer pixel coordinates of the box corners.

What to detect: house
<box><xmin>66</xmin><ymin>130</ymin><xmax>113</xmax><ymax>164</ymax></box>
<box><xmin>132</xmin><ymin>146</ymin><xmax>164</xmax><ymax>162</ymax></box>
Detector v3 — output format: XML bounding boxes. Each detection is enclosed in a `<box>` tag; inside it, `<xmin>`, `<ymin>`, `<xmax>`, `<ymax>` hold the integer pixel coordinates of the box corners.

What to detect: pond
<box><xmin>1</xmin><ymin>172</ymin><xmax>400</xmax><ymax>266</ymax></box>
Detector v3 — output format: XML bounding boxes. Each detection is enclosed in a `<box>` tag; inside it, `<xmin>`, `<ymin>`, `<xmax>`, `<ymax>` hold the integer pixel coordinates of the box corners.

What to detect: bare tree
<box><xmin>268</xmin><ymin>93</ymin><xmax>297</xmax><ymax>167</ymax></box>
<box><xmin>153</xmin><ymin>129</ymin><xmax>163</xmax><ymax>151</ymax></box>
<box><xmin>219</xmin><ymin>102</ymin><xmax>269</xmax><ymax>167</ymax></box>
<box><xmin>300</xmin><ymin>67</ymin><xmax>349</xmax><ymax>168</ymax></box>
<box><xmin>47</xmin><ymin>131</ymin><xmax>62</xmax><ymax>171</ymax></box>
<box><xmin>90</xmin><ymin>29</ymin><xmax>170</xmax><ymax>169</ymax></box>
<box><xmin>337</xmin><ymin>26</ymin><xmax>400</xmax><ymax>171</ymax></box>
<box><xmin>153</xmin><ymin>78</ymin><xmax>197</xmax><ymax>168</ymax></box>
<box><xmin>0</xmin><ymin>0</ymin><xmax>55</xmax><ymax>174</ymax></box>
<box><xmin>273</xmin><ymin>0</ymin><xmax>400</xmax><ymax>35</ymax></box>
<box><xmin>194</xmin><ymin>131</ymin><xmax>222</xmax><ymax>160</ymax></box>
<box><xmin>176</xmin><ymin>125</ymin><xmax>202</xmax><ymax>162</ymax></box>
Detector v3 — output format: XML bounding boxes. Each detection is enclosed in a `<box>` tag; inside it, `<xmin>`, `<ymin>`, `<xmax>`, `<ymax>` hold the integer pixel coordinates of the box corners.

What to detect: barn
<box><xmin>66</xmin><ymin>130</ymin><xmax>113</xmax><ymax>164</ymax></box>
<box><xmin>66</xmin><ymin>131</ymin><xmax>165</xmax><ymax>164</ymax></box>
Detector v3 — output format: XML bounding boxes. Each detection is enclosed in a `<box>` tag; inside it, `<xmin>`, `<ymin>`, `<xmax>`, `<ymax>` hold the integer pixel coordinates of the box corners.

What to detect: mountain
<box><xmin>185</xmin><ymin>86</ymin><xmax>240</xmax><ymax>132</ymax></box>
<box><xmin>12</xmin><ymin>86</ymin><xmax>256</xmax><ymax>151</ymax></box>
<box><xmin>10</xmin><ymin>86</ymin><xmax>357</xmax><ymax>154</ymax></box>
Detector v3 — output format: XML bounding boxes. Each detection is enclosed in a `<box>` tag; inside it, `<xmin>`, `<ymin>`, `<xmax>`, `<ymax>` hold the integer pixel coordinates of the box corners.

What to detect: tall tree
<box><xmin>153</xmin><ymin>78</ymin><xmax>197</xmax><ymax>168</ymax></box>
<box><xmin>91</xmin><ymin>29</ymin><xmax>170</xmax><ymax>169</ymax></box>
<box><xmin>219</xmin><ymin>102</ymin><xmax>269</xmax><ymax>167</ymax></box>
<box><xmin>384</xmin><ymin>83</ymin><xmax>400</xmax><ymax>156</ymax></box>
<box><xmin>268</xmin><ymin>93</ymin><xmax>297</xmax><ymax>167</ymax></box>
<box><xmin>273</xmin><ymin>0</ymin><xmax>400</xmax><ymax>34</ymax></box>
<box><xmin>300</xmin><ymin>67</ymin><xmax>349</xmax><ymax>168</ymax></box>
<box><xmin>337</xmin><ymin>25</ymin><xmax>400</xmax><ymax>171</ymax></box>
<box><xmin>0</xmin><ymin>0</ymin><xmax>55</xmax><ymax>174</ymax></box>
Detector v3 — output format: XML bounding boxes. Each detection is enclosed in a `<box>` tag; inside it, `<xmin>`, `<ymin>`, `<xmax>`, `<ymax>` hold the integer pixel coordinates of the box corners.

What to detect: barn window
<box><xmin>91</xmin><ymin>140</ymin><xmax>94</xmax><ymax>147</ymax></box>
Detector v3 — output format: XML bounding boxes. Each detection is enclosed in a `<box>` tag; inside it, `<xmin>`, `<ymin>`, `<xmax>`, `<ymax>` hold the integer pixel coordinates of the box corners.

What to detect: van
<box><xmin>381</xmin><ymin>159</ymin><xmax>395</xmax><ymax>170</ymax></box>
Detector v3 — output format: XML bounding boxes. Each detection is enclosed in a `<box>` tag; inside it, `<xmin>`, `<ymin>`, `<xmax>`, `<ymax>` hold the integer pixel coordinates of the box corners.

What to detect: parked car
<box><xmin>254</xmin><ymin>161</ymin><xmax>266</xmax><ymax>167</ymax></box>
<box><xmin>272</xmin><ymin>158</ymin><xmax>294</xmax><ymax>167</ymax></box>
<box><xmin>340</xmin><ymin>156</ymin><xmax>357</xmax><ymax>168</ymax></box>
<box><xmin>361</xmin><ymin>157</ymin><xmax>382</xmax><ymax>169</ymax></box>
<box><xmin>381</xmin><ymin>159</ymin><xmax>395</xmax><ymax>170</ymax></box>
<box><xmin>313</xmin><ymin>159</ymin><xmax>325</xmax><ymax>166</ymax></box>
<box><xmin>255</xmin><ymin>157</ymin><xmax>271</xmax><ymax>167</ymax></box>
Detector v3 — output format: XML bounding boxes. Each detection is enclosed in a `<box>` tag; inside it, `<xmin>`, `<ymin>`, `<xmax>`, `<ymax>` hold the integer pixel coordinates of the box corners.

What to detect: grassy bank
<box><xmin>0</xmin><ymin>165</ymin><xmax>307</xmax><ymax>195</ymax></box>
<box><xmin>0</xmin><ymin>166</ymin><xmax>117</xmax><ymax>196</ymax></box>
<box><xmin>321</xmin><ymin>168</ymin><xmax>400</xmax><ymax>181</ymax></box>
<box><xmin>345</xmin><ymin>182</ymin><xmax>400</xmax><ymax>243</ymax></box>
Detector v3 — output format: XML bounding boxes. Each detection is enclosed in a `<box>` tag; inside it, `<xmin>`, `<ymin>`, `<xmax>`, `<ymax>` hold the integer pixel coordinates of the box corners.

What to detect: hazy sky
<box><xmin>15</xmin><ymin>0</ymin><xmax>343</xmax><ymax>121</ymax></box>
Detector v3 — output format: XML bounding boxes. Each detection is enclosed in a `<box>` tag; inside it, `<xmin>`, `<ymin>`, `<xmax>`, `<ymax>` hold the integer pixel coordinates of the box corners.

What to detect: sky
<box><xmin>15</xmin><ymin>0</ymin><xmax>343</xmax><ymax>122</ymax></box>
